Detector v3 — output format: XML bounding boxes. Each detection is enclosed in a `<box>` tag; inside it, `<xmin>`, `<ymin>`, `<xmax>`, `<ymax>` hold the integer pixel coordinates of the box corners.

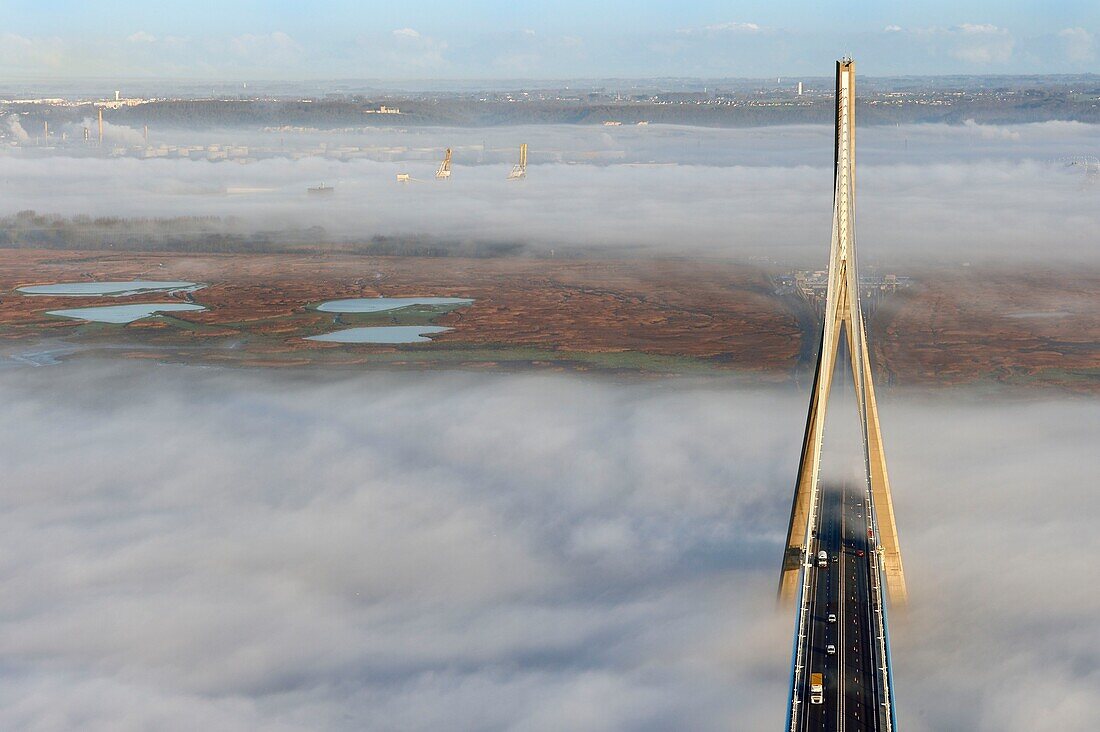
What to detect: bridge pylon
<box><xmin>778</xmin><ymin>59</ymin><xmax>908</xmax><ymax>609</ymax></box>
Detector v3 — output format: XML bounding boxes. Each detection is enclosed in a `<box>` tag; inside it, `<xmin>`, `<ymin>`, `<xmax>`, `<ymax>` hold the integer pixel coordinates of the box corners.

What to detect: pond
<box><xmin>18</xmin><ymin>281</ymin><xmax>201</xmax><ymax>297</ymax></box>
<box><xmin>306</xmin><ymin>326</ymin><xmax>452</xmax><ymax>344</ymax></box>
<box><xmin>316</xmin><ymin>297</ymin><xmax>472</xmax><ymax>313</ymax></box>
<box><xmin>46</xmin><ymin>303</ymin><xmax>207</xmax><ymax>324</ymax></box>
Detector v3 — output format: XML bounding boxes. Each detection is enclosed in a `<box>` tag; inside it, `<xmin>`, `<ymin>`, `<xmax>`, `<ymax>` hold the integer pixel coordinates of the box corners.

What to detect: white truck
<box><xmin>810</xmin><ymin>673</ymin><xmax>824</xmax><ymax>704</ymax></box>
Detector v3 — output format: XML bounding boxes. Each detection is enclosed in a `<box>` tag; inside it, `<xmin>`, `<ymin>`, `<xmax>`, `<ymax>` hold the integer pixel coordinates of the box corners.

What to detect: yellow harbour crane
<box><xmin>508</xmin><ymin>143</ymin><xmax>528</xmax><ymax>180</ymax></box>
<box><xmin>435</xmin><ymin>148</ymin><xmax>452</xmax><ymax>179</ymax></box>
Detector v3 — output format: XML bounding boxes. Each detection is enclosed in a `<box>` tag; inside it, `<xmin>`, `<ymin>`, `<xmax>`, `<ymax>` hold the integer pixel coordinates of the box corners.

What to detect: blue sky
<box><xmin>1</xmin><ymin>1</ymin><xmax>1098</xmax><ymax>78</ymax></box>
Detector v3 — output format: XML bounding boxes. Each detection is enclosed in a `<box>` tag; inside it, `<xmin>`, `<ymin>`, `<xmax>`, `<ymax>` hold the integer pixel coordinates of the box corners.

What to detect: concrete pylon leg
<box><xmin>860</xmin><ymin>331</ymin><xmax>908</xmax><ymax>606</ymax></box>
<box><xmin>778</xmin><ymin>294</ymin><xmax>844</xmax><ymax>604</ymax></box>
<box><xmin>778</xmin><ymin>58</ymin><xmax>907</xmax><ymax>609</ymax></box>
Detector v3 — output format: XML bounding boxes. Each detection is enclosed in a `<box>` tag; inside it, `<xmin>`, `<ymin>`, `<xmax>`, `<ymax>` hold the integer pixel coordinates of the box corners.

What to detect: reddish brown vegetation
<box><xmin>1</xmin><ymin>250</ymin><xmax>1096</xmax><ymax>390</ymax></box>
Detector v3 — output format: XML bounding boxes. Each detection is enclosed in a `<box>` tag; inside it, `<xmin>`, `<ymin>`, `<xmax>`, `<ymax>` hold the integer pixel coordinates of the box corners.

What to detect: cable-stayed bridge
<box><xmin>780</xmin><ymin>59</ymin><xmax>905</xmax><ymax>732</ymax></box>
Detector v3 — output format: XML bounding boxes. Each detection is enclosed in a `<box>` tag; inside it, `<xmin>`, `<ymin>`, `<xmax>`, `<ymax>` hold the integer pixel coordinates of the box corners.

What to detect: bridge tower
<box><xmin>778</xmin><ymin>59</ymin><xmax>908</xmax><ymax>608</ymax></box>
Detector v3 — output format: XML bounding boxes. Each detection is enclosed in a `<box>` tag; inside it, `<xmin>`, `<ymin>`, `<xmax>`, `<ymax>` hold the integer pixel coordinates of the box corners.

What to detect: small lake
<box><xmin>306</xmin><ymin>326</ymin><xmax>452</xmax><ymax>343</ymax></box>
<box><xmin>47</xmin><ymin>303</ymin><xmax>207</xmax><ymax>324</ymax></box>
<box><xmin>316</xmin><ymin>297</ymin><xmax>472</xmax><ymax>313</ymax></box>
<box><xmin>18</xmin><ymin>281</ymin><xmax>201</xmax><ymax>296</ymax></box>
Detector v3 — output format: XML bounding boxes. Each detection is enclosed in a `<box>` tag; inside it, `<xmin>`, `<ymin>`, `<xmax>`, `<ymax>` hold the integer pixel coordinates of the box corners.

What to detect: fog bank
<box><xmin>2</xmin><ymin>122</ymin><xmax>1099</xmax><ymax>264</ymax></box>
<box><xmin>0</xmin><ymin>365</ymin><xmax>1096</xmax><ymax>730</ymax></box>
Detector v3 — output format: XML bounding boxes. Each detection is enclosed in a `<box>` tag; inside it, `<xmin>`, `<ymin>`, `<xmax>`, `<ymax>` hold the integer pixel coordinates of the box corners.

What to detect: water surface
<box><xmin>18</xmin><ymin>281</ymin><xmax>200</xmax><ymax>297</ymax></box>
<box><xmin>47</xmin><ymin>303</ymin><xmax>207</xmax><ymax>324</ymax></box>
<box><xmin>306</xmin><ymin>326</ymin><xmax>452</xmax><ymax>343</ymax></box>
<box><xmin>316</xmin><ymin>297</ymin><xmax>472</xmax><ymax>313</ymax></box>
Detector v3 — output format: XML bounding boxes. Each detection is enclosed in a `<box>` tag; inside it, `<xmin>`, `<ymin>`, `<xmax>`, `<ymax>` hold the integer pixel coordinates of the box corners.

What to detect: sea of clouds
<box><xmin>0</xmin><ymin>363</ymin><xmax>1095</xmax><ymax>731</ymax></box>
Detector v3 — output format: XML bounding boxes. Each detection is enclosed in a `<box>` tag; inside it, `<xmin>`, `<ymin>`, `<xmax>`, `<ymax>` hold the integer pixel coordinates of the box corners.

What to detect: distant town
<box><xmin>3</xmin><ymin>75</ymin><xmax>1100</xmax><ymax>146</ymax></box>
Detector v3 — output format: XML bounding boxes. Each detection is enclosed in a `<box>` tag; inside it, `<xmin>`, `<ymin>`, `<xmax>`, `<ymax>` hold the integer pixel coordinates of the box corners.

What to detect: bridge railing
<box><xmin>865</xmin><ymin>483</ymin><xmax>897</xmax><ymax>732</ymax></box>
<box><xmin>785</xmin><ymin>545</ymin><xmax>813</xmax><ymax>732</ymax></box>
<box><xmin>785</xmin><ymin>484</ymin><xmax>823</xmax><ymax>732</ymax></box>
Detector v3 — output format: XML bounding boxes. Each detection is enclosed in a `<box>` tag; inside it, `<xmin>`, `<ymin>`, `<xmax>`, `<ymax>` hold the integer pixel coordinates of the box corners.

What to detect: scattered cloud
<box><xmin>387</xmin><ymin>27</ymin><xmax>448</xmax><ymax>71</ymax></box>
<box><xmin>493</xmin><ymin>52</ymin><xmax>542</xmax><ymax>73</ymax></box>
<box><xmin>1058</xmin><ymin>27</ymin><xmax>1095</xmax><ymax>62</ymax></box>
<box><xmin>126</xmin><ymin>31</ymin><xmax>157</xmax><ymax>44</ymax></box>
<box><xmin>677</xmin><ymin>22</ymin><xmax>762</xmax><ymax>36</ymax></box>
<box><xmin>160</xmin><ymin>35</ymin><xmax>189</xmax><ymax>50</ymax></box>
<box><xmin>0</xmin><ymin>22</ymin><xmax>1093</xmax><ymax>77</ymax></box>
<box><xmin>949</xmin><ymin>23</ymin><xmax>1014</xmax><ymax>64</ymax></box>
<box><xmin>228</xmin><ymin>31</ymin><xmax>301</xmax><ymax>61</ymax></box>
<box><xmin>703</xmin><ymin>22</ymin><xmax>762</xmax><ymax>33</ymax></box>
<box><xmin>0</xmin><ymin>32</ymin><xmax>65</xmax><ymax>69</ymax></box>
<box><xmin>957</xmin><ymin>22</ymin><xmax>1005</xmax><ymax>35</ymax></box>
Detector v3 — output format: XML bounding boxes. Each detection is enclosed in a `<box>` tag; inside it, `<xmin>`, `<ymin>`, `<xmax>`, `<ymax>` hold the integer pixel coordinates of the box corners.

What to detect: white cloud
<box><xmin>950</xmin><ymin>23</ymin><xmax>1014</xmax><ymax>64</ymax></box>
<box><xmin>0</xmin><ymin>32</ymin><xmax>35</xmax><ymax>52</ymax></box>
<box><xmin>1058</xmin><ymin>27</ymin><xmax>1095</xmax><ymax>62</ymax></box>
<box><xmin>894</xmin><ymin>23</ymin><xmax>1015</xmax><ymax>66</ymax></box>
<box><xmin>703</xmin><ymin>22</ymin><xmax>761</xmax><ymax>33</ymax></box>
<box><xmin>0</xmin><ymin>32</ymin><xmax>65</xmax><ymax>69</ymax></box>
<box><xmin>227</xmin><ymin>32</ymin><xmax>301</xmax><ymax>63</ymax></box>
<box><xmin>957</xmin><ymin>22</ymin><xmax>1005</xmax><ymax>35</ymax></box>
<box><xmin>161</xmin><ymin>35</ymin><xmax>189</xmax><ymax>50</ymax></box>
<box><xmin>126</xmin><ymin>31</ymin><xmax>157</xmax><ymax>44</ymax></box>
<box><xmin>494</xmin><ymin>52</ymin><xmax>542</xmax><ymax>73</ymax></box>
<box><xmin>387</xmin><ymin>28</ymin><xmax>448</xmax><ymax>70</ymax></box>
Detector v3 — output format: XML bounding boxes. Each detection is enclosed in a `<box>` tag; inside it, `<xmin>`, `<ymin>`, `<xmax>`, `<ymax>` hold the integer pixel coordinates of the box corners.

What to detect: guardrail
<box><xmin>864</xmin><ymin>477</ymin><xmax>896</xmax><ymax>732</ymax></box>
<box><xmin>785</xmin><ymin>484</ymin><xmax>823</xmax><ymax>732</ymax></box>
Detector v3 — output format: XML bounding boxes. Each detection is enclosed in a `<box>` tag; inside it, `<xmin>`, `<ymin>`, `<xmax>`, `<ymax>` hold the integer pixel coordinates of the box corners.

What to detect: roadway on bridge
<box><xmin>793</xmin><ymin>480</ymin><xmax>888</xmax><ymax>732</ymax></box>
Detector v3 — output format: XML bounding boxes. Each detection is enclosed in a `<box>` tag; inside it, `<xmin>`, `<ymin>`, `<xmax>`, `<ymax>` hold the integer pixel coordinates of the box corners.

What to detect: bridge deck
<box><xmin>790</xmin><ymin>481</ymin><xmax>892</xmax><ymax>732</ymax></box>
